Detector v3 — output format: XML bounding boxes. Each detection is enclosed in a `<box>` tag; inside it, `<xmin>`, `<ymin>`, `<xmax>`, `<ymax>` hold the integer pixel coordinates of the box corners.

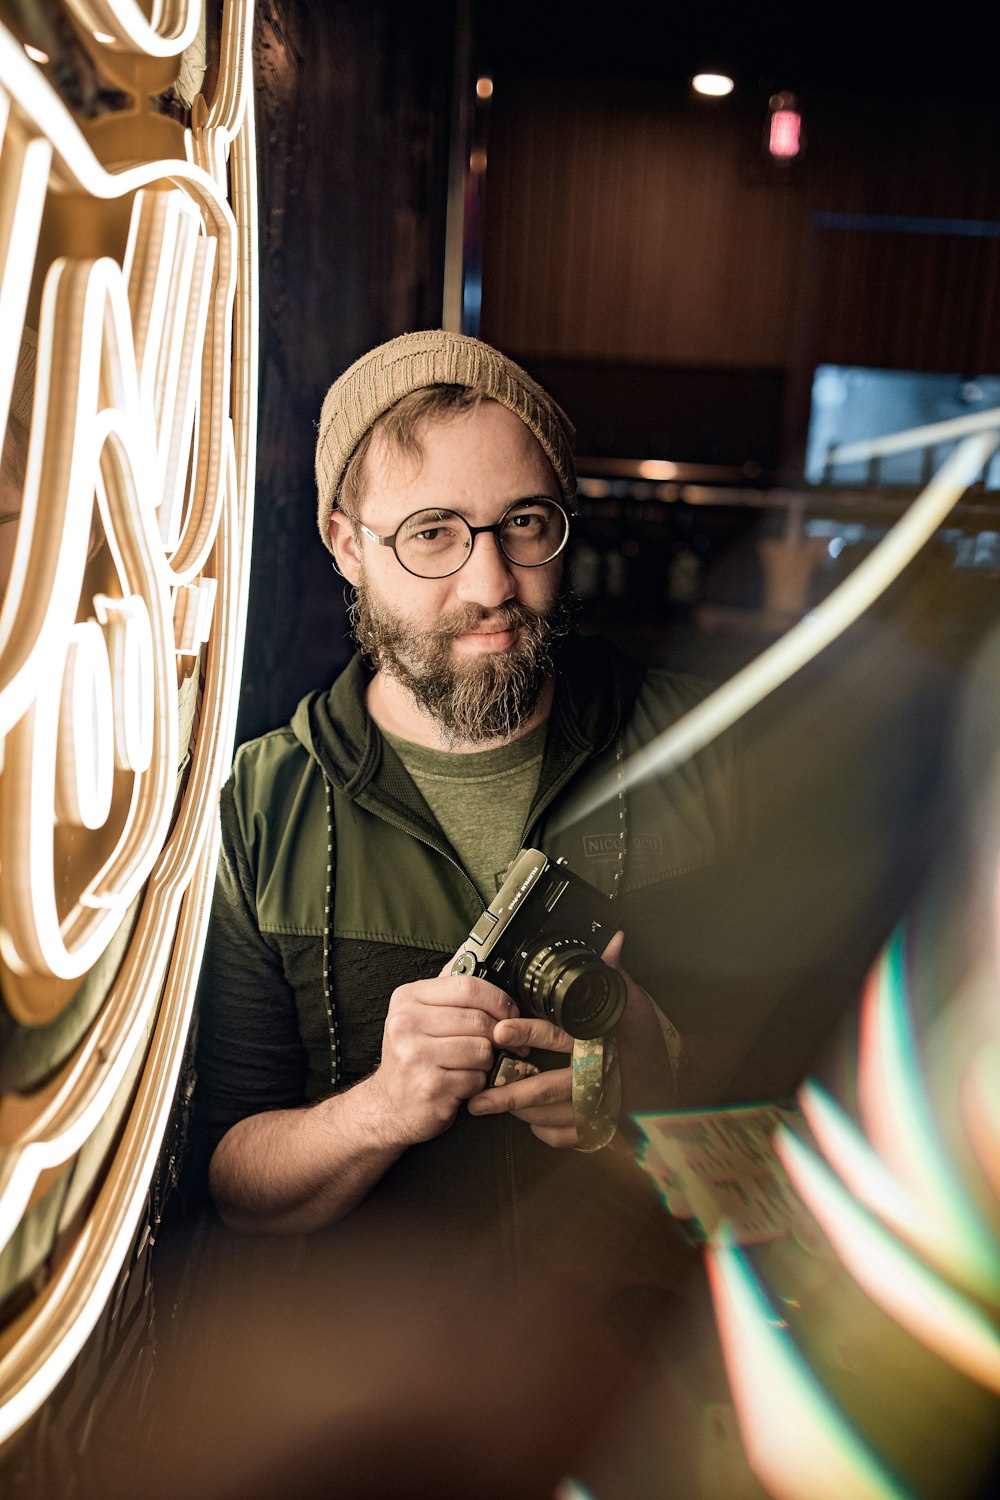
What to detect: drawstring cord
<box><xmin>322</xmin><ymin>776</ymin><xmax>341</xmax><ymax>1089</ymax></box>
<box><xmin>572</xmin><ymin>736</ymin><xmax>627</xmax><ymax>1151</ymax></box>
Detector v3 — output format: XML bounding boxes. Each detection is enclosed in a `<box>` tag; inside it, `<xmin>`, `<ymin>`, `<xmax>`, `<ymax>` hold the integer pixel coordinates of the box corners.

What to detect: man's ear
<box><xmin>328</xmin><ymin>508</ymin><xmax>362</xmax><ymax>585</ymax></box>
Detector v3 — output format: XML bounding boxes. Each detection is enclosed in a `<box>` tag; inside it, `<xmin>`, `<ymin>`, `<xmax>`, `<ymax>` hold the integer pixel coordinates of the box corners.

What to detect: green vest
<box><xmin>200</xmin><ymin>636</ymin><xmax>735</xmax><ymax>1119</ymax></box>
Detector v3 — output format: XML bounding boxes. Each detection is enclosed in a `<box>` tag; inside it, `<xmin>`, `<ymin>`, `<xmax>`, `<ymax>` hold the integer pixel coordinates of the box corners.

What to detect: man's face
<box><xmin>329</xmin><ymin>401</ymin><xmax>571</xmax><ymax>744</ymax></box>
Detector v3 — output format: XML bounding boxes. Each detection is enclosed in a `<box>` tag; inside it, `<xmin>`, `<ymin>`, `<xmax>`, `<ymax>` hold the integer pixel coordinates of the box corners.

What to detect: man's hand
<box><xmin>465</xmin><ymin>931</ymin><xmax>680</xmax><ymax>1149</ymax></box>
<box><xmin>467</xmin><ymin>1012</ymin><xmax>577</xmax><ymax>1146</ymax></box>
<box><xmin>603</xmin><ymin>929</ymin><xmax>681</xmax><ymax>1117</ymax></box>
<box><xmin>208</xmin><ymin>964</ymin><xmax>516</xmax><ymax>1235</ymax></box>
<box><xmin>367</xmin><ymin>969</ymin><xmax>515</xmax><ymax>1149</ymax></box>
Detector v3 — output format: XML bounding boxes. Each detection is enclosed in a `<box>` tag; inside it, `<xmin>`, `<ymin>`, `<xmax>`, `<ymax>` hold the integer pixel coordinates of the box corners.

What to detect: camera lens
<box><xmin>515</xmin><ymin>939</ymin><xmax>627</xmax><ymax>1039</ymax></box>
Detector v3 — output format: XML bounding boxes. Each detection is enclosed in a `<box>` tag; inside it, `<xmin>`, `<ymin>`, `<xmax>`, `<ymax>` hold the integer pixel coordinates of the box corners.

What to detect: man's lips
<box><xmin>452</xmin><ymin>622</ymin><xmax>519</xmax><ymax>651</ymax></box>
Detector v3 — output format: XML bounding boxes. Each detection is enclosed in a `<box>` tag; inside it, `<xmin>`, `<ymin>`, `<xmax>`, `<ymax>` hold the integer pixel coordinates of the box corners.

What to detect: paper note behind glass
<box><xmin>636</xmin><ymin>1104</ymin><xmax>807</xmax><ymax>1246</ymax></box>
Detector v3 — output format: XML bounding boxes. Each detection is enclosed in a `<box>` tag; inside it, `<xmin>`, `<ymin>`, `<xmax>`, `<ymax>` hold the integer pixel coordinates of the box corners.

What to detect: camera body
<box><xmin>451</xmin><ymin>847</ymin><xmax>627</xmax><ymax>1040</ymax></box>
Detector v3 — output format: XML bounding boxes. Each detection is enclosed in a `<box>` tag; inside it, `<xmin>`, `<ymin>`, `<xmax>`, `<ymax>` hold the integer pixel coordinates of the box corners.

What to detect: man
<box><xmin>196</xmin><ymin>330</ymin><xmax>737</xmax><ymax>1257</ymax></box>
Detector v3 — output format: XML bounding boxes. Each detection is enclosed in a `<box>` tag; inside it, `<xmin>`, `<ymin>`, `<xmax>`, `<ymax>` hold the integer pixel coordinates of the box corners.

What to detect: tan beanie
<box><xmin>314</xmin><ymin>329</ymin><xmax>576</xmax><ymax>553</ymax></box>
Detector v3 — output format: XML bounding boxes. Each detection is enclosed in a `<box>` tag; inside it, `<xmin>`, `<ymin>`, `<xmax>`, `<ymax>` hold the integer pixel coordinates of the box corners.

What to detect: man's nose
<box><xmin>454</xmin><ymin>530</ymin><xmax>517</xmax><ymax>607</ymax></box>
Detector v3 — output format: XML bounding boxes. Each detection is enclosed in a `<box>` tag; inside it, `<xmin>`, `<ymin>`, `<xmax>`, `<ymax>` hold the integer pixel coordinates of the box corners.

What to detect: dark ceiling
<box><xmin>478</xmin><ymin>1</ymin><xmax>1000</xmax><ymax>98</ymax></box>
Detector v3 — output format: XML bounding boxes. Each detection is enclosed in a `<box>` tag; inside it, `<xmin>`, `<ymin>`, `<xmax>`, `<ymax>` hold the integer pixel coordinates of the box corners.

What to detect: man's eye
<box><xmin>400</xmin><ymin>510</ymin><xmax>466</xmax><ymax>547</ymax></box>
<box><xmin>405</xmin><ymin>524</ymin><xmax>466</xmax><ymax>551</ymax></box>
<box><xmin>504</xmin><ymin>511</ymin><xmax>545</xmax><ymax>533</ymax></box>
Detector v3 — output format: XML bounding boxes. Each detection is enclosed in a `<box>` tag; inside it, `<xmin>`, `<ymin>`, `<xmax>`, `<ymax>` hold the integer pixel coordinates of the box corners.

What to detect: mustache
<box><xmin>432</xmin><ymin>599</ymin><xmax>545</xmax><ymax>640</ymax></box>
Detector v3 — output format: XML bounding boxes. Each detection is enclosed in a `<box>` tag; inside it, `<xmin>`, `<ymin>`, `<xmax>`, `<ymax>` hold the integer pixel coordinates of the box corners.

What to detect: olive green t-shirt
<box><xmin>379</xmin><ymin>720</ymin><xmax>548</xmax><ymax>903</ymax></box>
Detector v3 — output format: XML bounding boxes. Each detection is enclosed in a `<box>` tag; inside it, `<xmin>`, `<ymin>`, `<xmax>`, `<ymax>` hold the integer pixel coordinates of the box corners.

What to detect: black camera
<box><xmin>450</xmin><ymin>848</ymin><xmax>627</xmax><ymax>1040</ymax></box>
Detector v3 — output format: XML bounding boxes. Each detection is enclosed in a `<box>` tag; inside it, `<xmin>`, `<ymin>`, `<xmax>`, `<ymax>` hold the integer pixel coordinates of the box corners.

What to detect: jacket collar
<box><xmin>295</xmin><ymin>633</ymin><xmax>643</xmax><ymax>810</ymax></box>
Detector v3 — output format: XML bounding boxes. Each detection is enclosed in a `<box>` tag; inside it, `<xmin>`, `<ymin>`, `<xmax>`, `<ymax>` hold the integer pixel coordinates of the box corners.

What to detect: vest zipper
<box><xmin>340</xmin><ymin>798</ymin><xmax>521</xmax><ymax>1294</ymax></box>
<box><xmin>521</xmin><ymin>748</ymin><xmax>591</xmax><ymax>845</ymax></box>
<box><xmin>353</xmin><ymin>801</ymin><xmax>480</xmax><ymax>899</ymax></box>
<box><xmin>346</xmin><ymin>752</ymin><xmax>596</xmax><ymax>1306</ymax></box>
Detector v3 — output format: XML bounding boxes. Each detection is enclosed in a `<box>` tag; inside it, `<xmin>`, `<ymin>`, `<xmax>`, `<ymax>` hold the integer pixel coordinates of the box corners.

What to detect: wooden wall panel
<box><xmin>481</xmin><ymin>77</ymin><xmax>1000</xmax><ymax>381</ymax></box>
<box><xmin>241</xmin><ymin>0</ymin><xmax>454</xmax><ymax>745</ymax></box>
<box><xmin>482</xmin><ymin>80</ymin><xmax>806</xmax><ymax>367</ymax></box>
<box><xmin>805</xmin><ymin>229</ymin><xmax>1000</xmax><ymax>373</ymax></box>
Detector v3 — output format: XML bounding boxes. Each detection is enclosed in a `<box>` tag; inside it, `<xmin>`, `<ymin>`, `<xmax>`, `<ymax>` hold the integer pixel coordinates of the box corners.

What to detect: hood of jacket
<box><xmin>291</xmin><ymin>632</ymin><xmax>646</xmax><ymax>804</ymax></box>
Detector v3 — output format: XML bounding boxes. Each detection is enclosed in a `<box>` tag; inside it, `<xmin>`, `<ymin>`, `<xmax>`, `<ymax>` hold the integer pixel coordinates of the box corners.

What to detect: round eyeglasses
<box><xmin>358</xmin><ymin>497</ymin><xmax>570</xmax><ymax>580</ymax></box>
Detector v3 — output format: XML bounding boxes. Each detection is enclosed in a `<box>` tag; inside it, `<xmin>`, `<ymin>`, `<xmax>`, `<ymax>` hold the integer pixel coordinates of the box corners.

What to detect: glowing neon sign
<box><xmin>0</xmin><ymin>0</ymin><xmax>257</xmax><ymax>1444</ymax></box>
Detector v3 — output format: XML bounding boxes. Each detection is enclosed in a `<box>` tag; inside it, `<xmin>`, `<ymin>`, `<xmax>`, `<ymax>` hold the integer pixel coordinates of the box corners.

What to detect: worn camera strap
<box><xmin>572</xmin><ymin>737</ymin><xmax>627</xmax><ymax>1151</ymax></box>
<box><xmin>571</xmin><ymin>1033</ymin><xmax>621</xmax><ymax>1150</ymax></box>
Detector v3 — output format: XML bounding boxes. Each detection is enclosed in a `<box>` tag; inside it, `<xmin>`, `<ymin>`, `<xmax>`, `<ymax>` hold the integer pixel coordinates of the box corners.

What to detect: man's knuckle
<box><xmin>412</xmin><ymin>1074</ymin><xmax>435</xmax><ymax>1103</ymax></box>
<box><xmin>394</xmin><ymin>1032</ymin><xmax>420</xmax><ymax>1065</ymax></box>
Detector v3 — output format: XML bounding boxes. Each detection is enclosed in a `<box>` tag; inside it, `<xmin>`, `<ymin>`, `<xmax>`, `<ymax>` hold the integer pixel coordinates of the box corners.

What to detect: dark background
<box><xmin>242</xmin><ymin>0</ymin><xmax>1000</xmax><ymax>742</ymax></box>
<box><xmin>4</xmin><ymin>5</ymin><xmax>998</xmax><ymax>1494</ymax></box>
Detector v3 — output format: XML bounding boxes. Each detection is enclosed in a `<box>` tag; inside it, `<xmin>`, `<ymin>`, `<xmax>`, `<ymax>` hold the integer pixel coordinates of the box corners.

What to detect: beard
<box><xmin>349</xmin><ymin>576</ymin><xmax>575</xmax><ymax>746</ymax></box>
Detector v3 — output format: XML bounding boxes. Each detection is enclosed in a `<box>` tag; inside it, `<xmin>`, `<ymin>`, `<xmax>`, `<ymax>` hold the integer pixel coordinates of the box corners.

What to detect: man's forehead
<box><xmin>365</xmin><ymin>399</ymin><xmax>551</xmax><ymax>491</ymax></box>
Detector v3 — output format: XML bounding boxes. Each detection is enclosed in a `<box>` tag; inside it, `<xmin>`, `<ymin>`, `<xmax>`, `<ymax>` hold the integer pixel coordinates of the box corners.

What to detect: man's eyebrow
<box><xmin>406</xmin><ymin>494</ymin><xmax>555</xmax><ymax>517</ymax></box>
<box><xmin>381</xmin><ymin>494</ymin><xmax>558</xmax><ymax>527</ymax></box>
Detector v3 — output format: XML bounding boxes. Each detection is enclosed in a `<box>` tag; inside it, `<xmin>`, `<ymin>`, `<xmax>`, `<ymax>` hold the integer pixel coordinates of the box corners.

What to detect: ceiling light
<box><xmin>23</xmin><ymin>44</ymin><xmax>50</xmax><ymax>64</ymax></box>
<box><xmin>692</xmin><ymin>73</ymin><xmax>734</xmax><ymax>98</ymax></box>
<box><xmin>476</xmin><ymin>76</ymin><xmax>493</xmax><ymax>100</ymax></box>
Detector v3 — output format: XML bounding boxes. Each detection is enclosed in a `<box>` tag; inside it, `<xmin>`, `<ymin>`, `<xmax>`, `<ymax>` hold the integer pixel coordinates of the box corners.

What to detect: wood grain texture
<box><xmin>481</xmin><ymin>75</ymin><xmax>1000</xmax><ymax>379</ymax></box>
<box><xmin>241</xmin><ymin>0</ymin><xmax>454</xmax><ymax>745</ymax></box>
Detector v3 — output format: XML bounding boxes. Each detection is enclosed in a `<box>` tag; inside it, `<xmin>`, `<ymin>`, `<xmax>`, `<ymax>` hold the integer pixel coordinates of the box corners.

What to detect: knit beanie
<box><xmin>314</xmin><ymin>330</ymin><xmax>576</xmax><ymax>554</ymax></box>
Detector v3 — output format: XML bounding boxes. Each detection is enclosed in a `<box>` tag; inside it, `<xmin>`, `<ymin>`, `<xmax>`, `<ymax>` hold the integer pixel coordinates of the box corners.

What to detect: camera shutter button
<box><xmin>451</xmin><ymin>951</ymin><xmax>478</xmax><ymax>976</ymax></box>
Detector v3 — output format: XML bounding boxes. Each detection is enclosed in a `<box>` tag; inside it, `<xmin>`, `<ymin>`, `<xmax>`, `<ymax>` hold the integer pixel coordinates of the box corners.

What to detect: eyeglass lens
<box><xmin>396</xmin><ymin>500</ymin><xmax>567</xmax><ymax>578</ymax></box>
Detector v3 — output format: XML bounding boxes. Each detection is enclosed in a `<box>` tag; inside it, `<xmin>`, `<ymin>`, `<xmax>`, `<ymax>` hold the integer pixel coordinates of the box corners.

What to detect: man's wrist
<box><xmin>331</xmin><ymin>1069</ymin><xmax>413</xmax><ymax>1157</ymax></box>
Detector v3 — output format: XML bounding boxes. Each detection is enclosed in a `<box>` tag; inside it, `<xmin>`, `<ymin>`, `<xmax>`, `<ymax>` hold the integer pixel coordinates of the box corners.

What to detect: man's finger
<box><xmin>408</xmin><ymin>974</ymin><xmax>515</xmax><ymax>1022</ymax></box>
<box><xmin>444</xmin><ymin>1068</ymin><xmax>490</xmax><ymax>1100</ymax></box>
<box><xmin>508</xmin><ymin>1101</ymin><xmax>575</xmax><ymax>1128</ymax></box>
<box><xmin>600</xmin><ymin>929</ymin><xmax>625</xmax><ymax>968</ymax></box>
<box><xmin>396</xmin><ymin>1005</ymin><xmax>505</xmax><ymax>1041</ymax></box>
<box><xmin>527</xmin><ymin>1123</ymin><xmax>579</xmax><ymax>1149</ymax></box>
<box><xmin>467</xmin><ymin>1065</ymin><xmax>571</xmax><ymax>1115</ymax></box>
<box><xmin>433</xmin><ymin>1036</ymin><xmax>495</xmax><ymax>1071</ymax></box>
<box><xmin>493</xmin><ymin>1016</ymin><xmax>572</xmax><ymax>1054</ymax></box>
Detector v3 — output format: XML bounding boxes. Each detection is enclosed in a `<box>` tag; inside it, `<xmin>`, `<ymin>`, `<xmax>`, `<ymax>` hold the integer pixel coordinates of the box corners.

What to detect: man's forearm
<box><xmin>208</xmin><ymin>1076</ymin><xmax>404</xmax><ymax>1234</ymax></box>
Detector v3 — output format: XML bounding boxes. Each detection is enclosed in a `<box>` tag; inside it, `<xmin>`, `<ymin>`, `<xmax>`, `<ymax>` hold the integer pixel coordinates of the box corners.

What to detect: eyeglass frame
<box><xmin>355</xmin><ymin>496</ymin><xmax>571</xmax><ymax>580</ymax></box>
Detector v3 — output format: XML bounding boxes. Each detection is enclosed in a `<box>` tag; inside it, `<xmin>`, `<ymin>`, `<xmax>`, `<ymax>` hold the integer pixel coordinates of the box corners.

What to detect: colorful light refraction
<box><xmin>706</xmin><ymin>1237</ymin><xmax>915</xmax><ymax>1500</ymax></box>
<box><xmin>629</xmin><ymin>410</ymin><xmax>1000</xmax><ymax>1497</ymax></box>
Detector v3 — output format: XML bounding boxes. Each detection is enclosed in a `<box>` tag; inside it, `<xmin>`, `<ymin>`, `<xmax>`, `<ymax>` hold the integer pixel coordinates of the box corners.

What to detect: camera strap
<box><xmin>571</xmin><ymin>1034</ymin><xmax>621</xmax><ymax>1151</ymax></box>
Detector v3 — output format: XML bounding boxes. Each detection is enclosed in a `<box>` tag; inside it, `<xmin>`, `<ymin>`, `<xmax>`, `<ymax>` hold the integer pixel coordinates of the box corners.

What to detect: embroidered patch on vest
<box><xmin>583</xmin><ymin>832</ymin><xmax>663</xmax><ymax>862</ymax></box>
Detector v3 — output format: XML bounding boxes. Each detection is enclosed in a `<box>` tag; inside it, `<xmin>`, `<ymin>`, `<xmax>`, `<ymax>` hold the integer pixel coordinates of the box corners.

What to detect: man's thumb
<box><xmin>601</xmin><ymin>929</ymin><xmax>625</xmax><ymax>969</ymax></box>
